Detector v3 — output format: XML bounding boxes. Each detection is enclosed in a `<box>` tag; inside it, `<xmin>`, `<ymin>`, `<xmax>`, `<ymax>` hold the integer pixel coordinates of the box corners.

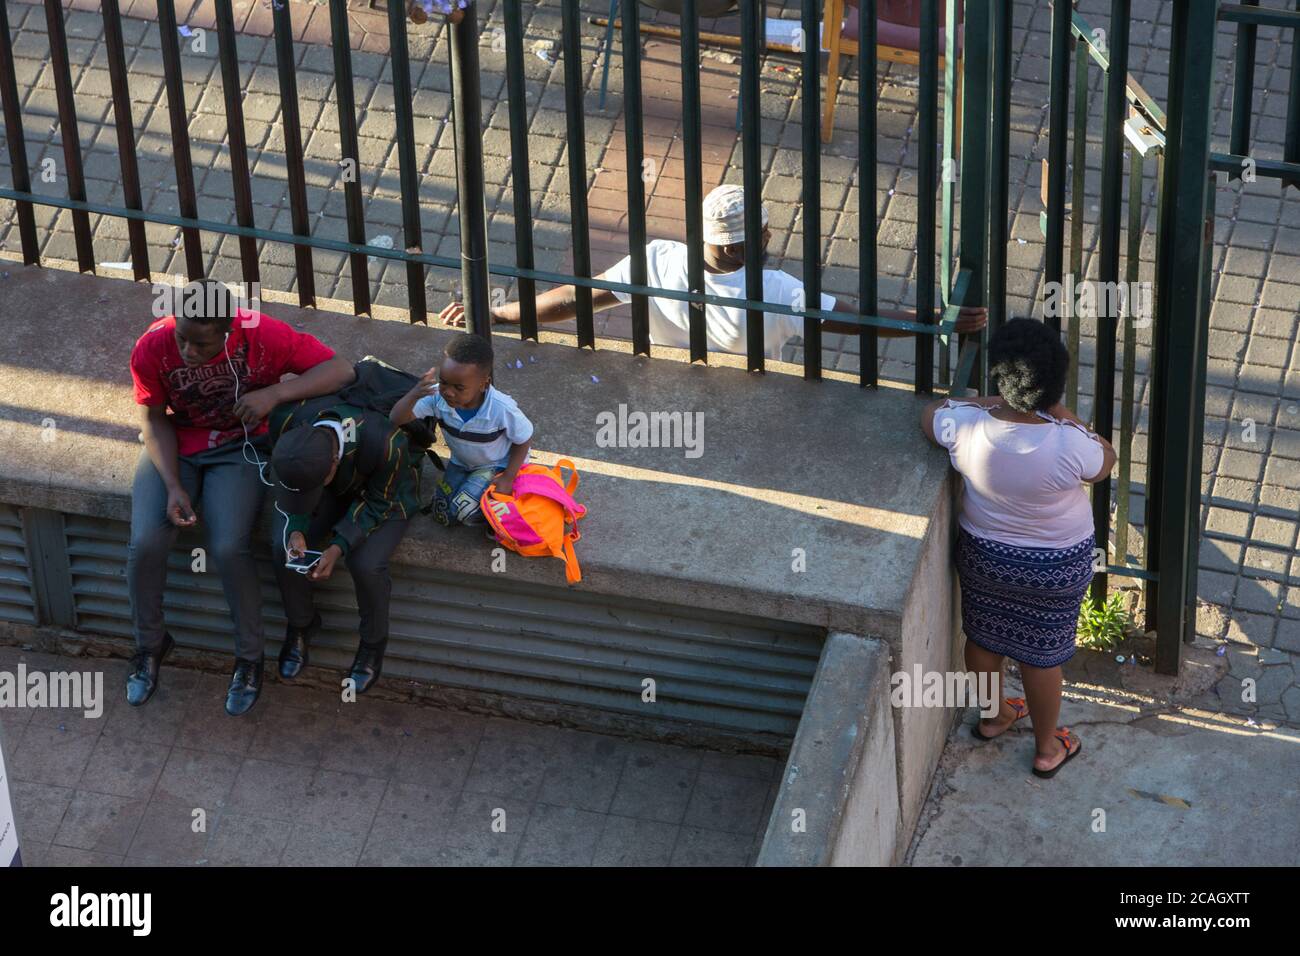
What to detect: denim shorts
<box><xmin>431</xmin><ymin>461</ymin><xmax>503</xmax><ymax>526</ymax></box>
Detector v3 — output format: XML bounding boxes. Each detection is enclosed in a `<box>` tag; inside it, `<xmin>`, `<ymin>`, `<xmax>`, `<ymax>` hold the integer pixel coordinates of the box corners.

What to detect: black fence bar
<box><xmin>1228</xmin><ymin>0</ymin><xmax>1258</xmax><ymax>179</ymax></box>
<box><xmin>328</xmin><ymin>0</ymin><xmax>370</xmax><ymax>316</ymax></box>
<box><xmin>560</xmin><ymin>0</ymin><xmax>594</xmax><ymax>348</ymax></box>
<box><xmin>680</xmin><ymin>0</ymin><xmax>707</xmax><ymax>363</ymax></box>
<box><xmin>858</xmin><ymin>0</ymin><xmax>878</xmax><ymax>388</ymax></box>
<box><xmin>215</xmin><ymin>0</ymin><xmax>259</xmax><ymax>290</ymax></box>
<box><xmin>155</xmin><ymin>0</ymin><xmax>203</xmax><ymax>279</ymax></box>
<box><xmin>1285</xmin><ymin>0</ymin><xmax>1300</xmax><ymax>189</ymax></box>
<box><xmin>801</xmin><ymin>0</ymin><xmax>822</xmax><ymax>380</ymax></box>
<box><xmin>448</xmin><ymin>4</ymin><xmax>488</xmax><ymax>336</ymax></box>
<box><xmin>1067</xmin><ymin>35</ymin><xmax>1087</xmax><ymax>406</ymax></box>
<box><xmin>387</xmin><ymin>0</ymin><xmax>428</xmax><ymax>323</ymax></box>
<box><xmin>1090</xmin><ymin>0</ymin><xmax>1130</xmax><ymax>606</ymax></box>
<box><xmin>156</xmin><ymin>1</ymin><xmax>201</xmax><ymax>280</ymax></box>
<box><xmin>0</xmin><ymin>0</ymin><xmax>37</xmax><ymax>265</ymax></box>
<box><xmin>913</xmin><ymin>0</ymin><xmax>938</xmax><ymax>393</ymax></box>
<box><xmin>270</xmin><ymin>0</ymin><xmax>314</xmax><ymax>304</ymax></box>
<box><xmin>503</xmin><ymin>0</ymin><xmax>538</xmax><ymax>340</ymax></box>
<box><xmin>957</xmin><ymin>0</ymin><xmax>990</xmax><ymax>393</ymax></box>
<box><xmin>100</xmin><ymin>0</ymin><xmax>149</xmax><ymax>281</ymax></box>
<box><xmin>937</xmin><ymin>0</ymin><xmax>959</xmax><ymax>386</ymax></box>
<box><xmin>1115</xmin><ymin>144</ymin><xmax>1142</xmax><ymax>562</ymax></box>
<box><xmin>1209</xmin><ymin>150</ymin><xmax>1300</xmax><ymax>178</ymax></box>
<box><xmin>1152</xmin><ymin>0</ymin><xmax>1216</xmax><ymax>673</ymax></box>
<box><xmin>1185</xmin><ymin>171</ymin><xmax>1214</xmax><ymax>644</ymax></box>
<box><xmin>43</xmin><ymin>0</ymin><xmax>94</xmax><ymax>272</ymax></box>
<box><xmin>740</xmin><ymin>0</ymin><xmax>764</xmax><ymax>371</ymax></box>
<box><xmin>1219</xmin><ymin>2</ymin><xmax>1300</xmax><ymax>27</ymax></box>
<box><xmin>986</xmin><ymin>0</ymin><xmax>1011</xmax><ymax>338</ymax></box>
<box><xmin>1144</xmin><ymin>50</ymin><xmax>1185</xmax><ymax>634</ymax></box>
<box><xmin>1044</xmin><ymin>0</ymin><xmax>1071</xmax><ymax>333</ymax></box>
<box><xmin>619</xmin><ymin>0</ymin><xmax>650</xmax><ymax>355</ymax></box>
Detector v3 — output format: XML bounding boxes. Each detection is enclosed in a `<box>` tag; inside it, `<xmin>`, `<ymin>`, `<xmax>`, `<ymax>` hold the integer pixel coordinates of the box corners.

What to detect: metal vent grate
<box><xmin>63</xmin><ymin>514</ymin><xmax>824</xmax><ymax>739</ymax></box>
<box><xmin>0</xmin><ymin>505</ymin><xmax>36</xmax><ymax>625</ymax></box>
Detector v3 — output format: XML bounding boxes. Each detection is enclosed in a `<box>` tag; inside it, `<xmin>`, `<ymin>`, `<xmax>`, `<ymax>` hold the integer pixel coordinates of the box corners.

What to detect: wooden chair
<box><xmin>822</xmin><ymin>0</ymin><xmax>964</xmax><ymax>147</ymax></box>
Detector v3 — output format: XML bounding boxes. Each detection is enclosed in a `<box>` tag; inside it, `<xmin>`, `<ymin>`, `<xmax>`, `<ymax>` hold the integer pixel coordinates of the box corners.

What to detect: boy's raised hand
<box><xmin>415</xmin><ymin>366</ymin><xmax>439</xmax><ymax>397</ymax></box>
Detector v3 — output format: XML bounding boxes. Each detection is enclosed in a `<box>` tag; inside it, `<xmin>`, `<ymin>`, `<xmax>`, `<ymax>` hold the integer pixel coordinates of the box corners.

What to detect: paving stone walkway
<box><xmin>0</xmin><ymin>646</ymin><xmax>777</xmax><ymax>865</ymax></box>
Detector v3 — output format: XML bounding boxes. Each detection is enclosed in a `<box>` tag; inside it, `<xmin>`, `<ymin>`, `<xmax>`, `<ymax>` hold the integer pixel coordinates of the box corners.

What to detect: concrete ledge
<box><xmin>756</xmin><ymin>632</ymin><xmax>898</xmax><ymax>866</ymax></box>
<box><xmin>0</xmin><ymin>263</ymin><xmax>952</xmax><ymax>637</ymax></box>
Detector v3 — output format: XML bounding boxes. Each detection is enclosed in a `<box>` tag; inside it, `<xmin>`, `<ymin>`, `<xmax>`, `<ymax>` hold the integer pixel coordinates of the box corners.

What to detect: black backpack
<box><xmin>270</xmin><ymin>356</ymin><xmax>444</xmax><ymax>471</ymax></box>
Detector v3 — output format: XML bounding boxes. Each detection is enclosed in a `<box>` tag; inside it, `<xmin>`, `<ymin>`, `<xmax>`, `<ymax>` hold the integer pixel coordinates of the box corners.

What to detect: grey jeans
<box><xmin>126</xmin><ymin>440</ymin><xmax>268</xmax><ymax>662</ymax></box>
<box><xmin>270</xmin><ymin>493</ymin><xmax>409</xmax><ymax>649</ymax></box>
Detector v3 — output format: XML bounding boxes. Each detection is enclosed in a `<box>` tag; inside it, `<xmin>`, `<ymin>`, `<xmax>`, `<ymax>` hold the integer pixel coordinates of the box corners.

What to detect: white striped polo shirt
<box><xmin>413</xmin><ymin>383</ymin><xmax>534</xmax><ymax>469</ymax></box>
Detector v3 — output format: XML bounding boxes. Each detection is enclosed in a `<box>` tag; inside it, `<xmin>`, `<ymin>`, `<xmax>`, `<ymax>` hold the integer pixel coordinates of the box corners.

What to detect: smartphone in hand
<box><xmin>285</xmin><ymin>550</ymin><xmax>324</xmax><ymax>575</ymax></box>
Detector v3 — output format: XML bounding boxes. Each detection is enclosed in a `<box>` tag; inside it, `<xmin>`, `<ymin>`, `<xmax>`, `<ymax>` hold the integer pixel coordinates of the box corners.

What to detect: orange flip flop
<box><xmin>1032</xmin><ymin>728</ymin><xmax>1082</xmax><ymax>778</ymax></box>
<box><xmin>971</xmin><ymin>696</ymin><xmax>1028</xmax><ymax>741</ymax></box>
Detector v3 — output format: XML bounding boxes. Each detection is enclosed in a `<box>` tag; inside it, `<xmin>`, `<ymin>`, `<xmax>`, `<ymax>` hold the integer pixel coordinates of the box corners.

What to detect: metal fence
<box><xmin>1036</xmin><ymin>0</ymin><xmax>1300</xmax><ymax>672</ymax></box>
<box><xmin>0</xmin><ymin>0</ymin><xmax>975</xmax><ymax>386</ymax></box>
<box><xmin>1</xmin><ymin>0</ymin><xmax>1298</xmax><ymax>673</ymax></box>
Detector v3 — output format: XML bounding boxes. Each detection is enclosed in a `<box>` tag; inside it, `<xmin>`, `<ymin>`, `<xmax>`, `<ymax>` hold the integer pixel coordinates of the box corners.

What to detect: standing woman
<box><xmin>921</xmin><ymin>318</ymin><xmax>1116</xmax><ymax>777</ymax></box>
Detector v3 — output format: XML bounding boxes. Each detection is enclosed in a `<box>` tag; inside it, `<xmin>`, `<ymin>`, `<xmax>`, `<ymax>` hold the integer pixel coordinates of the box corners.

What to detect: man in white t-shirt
<box><xmin>440</xmin><ymin>184</ymin><xmax>986</xmax><ymax>360</ymax></box>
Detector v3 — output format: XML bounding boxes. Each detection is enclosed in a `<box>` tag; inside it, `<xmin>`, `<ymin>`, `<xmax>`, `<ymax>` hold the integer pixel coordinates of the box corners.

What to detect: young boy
<box><xmin>390</xmin><ymin>333</ymin><xmax>532</xmax><ymax>526</ymax></box>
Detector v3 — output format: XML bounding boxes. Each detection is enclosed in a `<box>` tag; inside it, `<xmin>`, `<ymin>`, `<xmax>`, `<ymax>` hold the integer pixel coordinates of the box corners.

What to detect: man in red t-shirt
<box><xmin>127</xmin><ymin>279</ymin><xmax>355</xmax><ymax>716</ymax></box>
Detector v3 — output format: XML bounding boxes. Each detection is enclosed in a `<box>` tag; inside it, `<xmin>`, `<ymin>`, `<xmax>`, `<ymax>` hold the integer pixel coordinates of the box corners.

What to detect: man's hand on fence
<box><xmin>406</xmin><ymin>0</ymin><xmax>467</xmax><ymax>25</ymax></box>
<box><xmin>953</xmin><ymin>307</ymin><xmax>988</xmax><ymax>334</ymax></box>
<box><xmin>439</xmin><ymin>302</ymin><xmax>516</xmax><ymax>330</ymax></box>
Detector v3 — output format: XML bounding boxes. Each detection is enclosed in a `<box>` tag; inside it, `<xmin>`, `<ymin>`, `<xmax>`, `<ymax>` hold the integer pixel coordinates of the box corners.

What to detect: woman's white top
<box><xmin>932</xmin><ymin>400</ymin><xmax>1105</xmax><ymax>550</ymax></box>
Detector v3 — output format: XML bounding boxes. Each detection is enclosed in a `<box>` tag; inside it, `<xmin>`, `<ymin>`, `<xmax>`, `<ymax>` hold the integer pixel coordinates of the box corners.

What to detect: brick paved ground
<box><xmin>1</xmin><ymin>0</ymin><xmax>1298</xmax><ymax>862</ymax></box>
<box><xmin>1</xmin><ymin>646</ymin><xmax>777</xmax><ymax>865</ymax></box>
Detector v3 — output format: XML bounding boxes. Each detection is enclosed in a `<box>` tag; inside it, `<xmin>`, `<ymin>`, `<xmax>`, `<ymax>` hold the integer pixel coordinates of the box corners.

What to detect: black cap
<box><xmin>271</xmin><ymin>425</ymin><xmax>336</xmax><ymax>514</ymax></box>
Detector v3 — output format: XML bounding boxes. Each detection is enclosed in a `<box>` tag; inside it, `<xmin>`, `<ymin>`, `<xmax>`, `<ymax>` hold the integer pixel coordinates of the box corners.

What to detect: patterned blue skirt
<box><xmin>955</xmin><ymin>528</ymin><xmax>1096</xmax><ymax>668</ymax></box>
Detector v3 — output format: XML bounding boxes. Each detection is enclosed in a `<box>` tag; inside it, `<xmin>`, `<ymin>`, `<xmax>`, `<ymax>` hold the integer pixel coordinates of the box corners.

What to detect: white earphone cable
<box><xmin>224</xmin><ymin>331</ymin><xmax>301</xmax><ymax>559</ymax></box>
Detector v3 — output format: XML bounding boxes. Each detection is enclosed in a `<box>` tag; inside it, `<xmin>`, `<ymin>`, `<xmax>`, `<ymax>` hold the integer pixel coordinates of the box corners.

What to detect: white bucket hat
<box><xmin>702</xmin><ymin>183</ymin><xmax>769</xmax><ymax>246</ymax></box>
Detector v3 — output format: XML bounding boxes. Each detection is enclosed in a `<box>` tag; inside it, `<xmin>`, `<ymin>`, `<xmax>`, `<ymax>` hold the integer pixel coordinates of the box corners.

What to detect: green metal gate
<box><xmin>959</xmin><ymin>0</ymin><xmax>1300</xmax><ymax>673</ymax></box>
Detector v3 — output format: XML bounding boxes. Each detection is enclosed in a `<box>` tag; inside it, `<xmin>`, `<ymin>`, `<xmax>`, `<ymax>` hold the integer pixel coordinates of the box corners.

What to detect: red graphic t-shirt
<box><xmin>130</xmin><ymin>311</ymin><xmax>336</xmax><ymax>457</ymax></box>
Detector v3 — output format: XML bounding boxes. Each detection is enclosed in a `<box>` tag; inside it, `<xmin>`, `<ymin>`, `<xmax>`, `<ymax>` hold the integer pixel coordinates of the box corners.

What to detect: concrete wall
<box><xmin>892</xmin><ymin>474</ymin><xmax>963</xmax><ymax>848</ymax></box>
<box><xmin>756</xmin><ymin>632</ymin><xmax>899</xmax><ymax>866</ymax></box>
<box><xmin>758</xmin><ymin>481</ymin><xmax>965</xmax><ymax>866</ymax></box>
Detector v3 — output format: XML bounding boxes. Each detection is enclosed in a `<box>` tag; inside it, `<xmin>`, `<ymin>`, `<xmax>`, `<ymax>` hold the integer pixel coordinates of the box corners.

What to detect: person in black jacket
<box><xmin>267</xmin><ymin>400</ymin><xmax>423</xmax><ymax>694</ymax></box>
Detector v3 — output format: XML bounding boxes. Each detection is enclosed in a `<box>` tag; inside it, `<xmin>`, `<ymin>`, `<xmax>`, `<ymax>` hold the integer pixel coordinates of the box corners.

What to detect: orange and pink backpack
<box><xmin>480</xmin><ymin>459</ymin><xmax>587</xmax><ymax>584</ymax></box>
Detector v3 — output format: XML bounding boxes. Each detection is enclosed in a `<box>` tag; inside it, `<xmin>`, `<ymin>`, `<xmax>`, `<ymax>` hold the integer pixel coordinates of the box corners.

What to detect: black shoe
<box><xmin>225</xmin><ymin>657</ymin><xmax>264</xmax><ymax>717</ymax></box>
<box><xmin>125</xmin><ymin>632</ymin><xmax>175</xmax><ymax>707</ymax></box>
<box><xmin>278</xmin><ymin>612</ymin><xmax>320</xmax><ymax>681</ymax></box>
<box><xmin>347</xmin><ymin>643</ymin><xmax>385</xmax><ymax>696</ymax></box>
